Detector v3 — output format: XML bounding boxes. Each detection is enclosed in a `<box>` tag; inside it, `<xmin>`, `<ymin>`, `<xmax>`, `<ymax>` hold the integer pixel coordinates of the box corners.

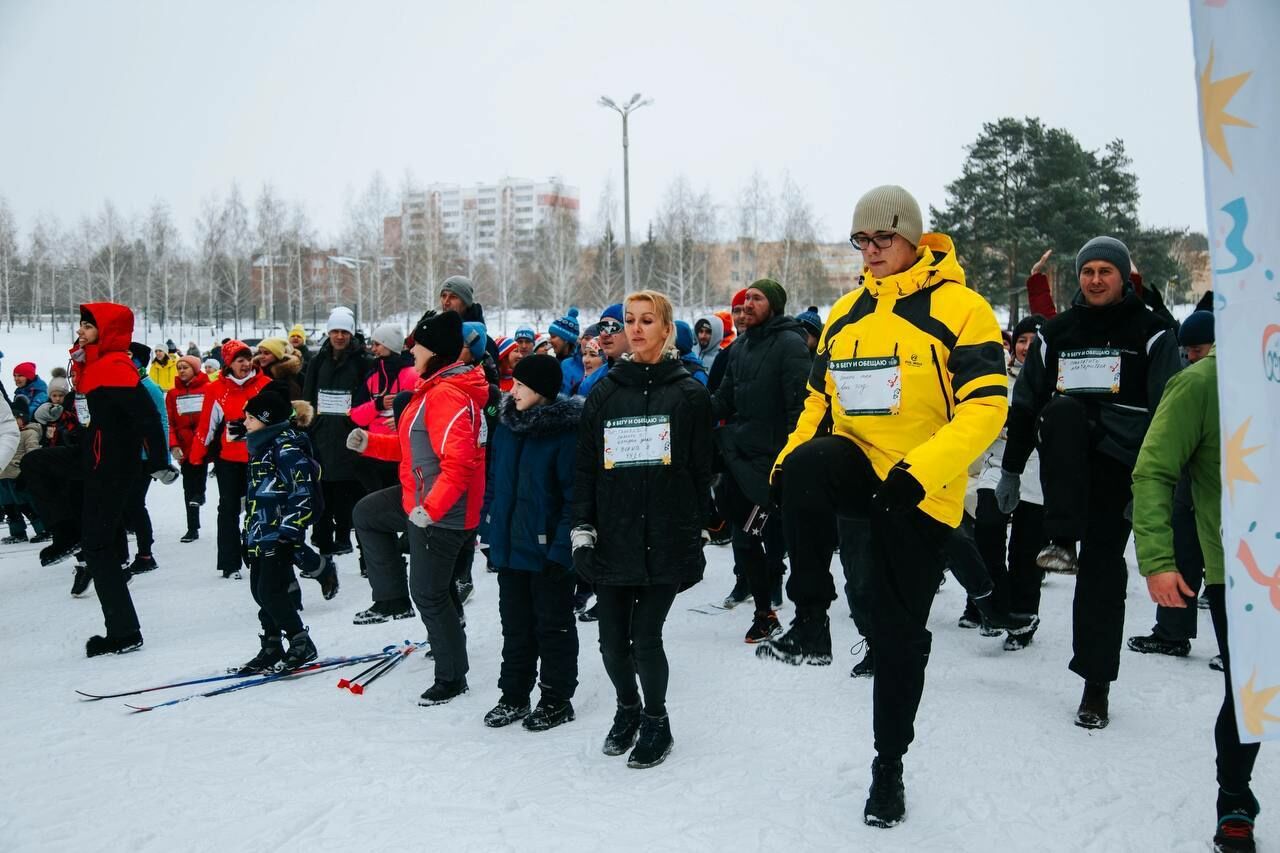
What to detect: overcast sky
<box><xmin>0</xmin><ymin>0</ymin><xmax>1207</xmax><ymax>249</ymax></box>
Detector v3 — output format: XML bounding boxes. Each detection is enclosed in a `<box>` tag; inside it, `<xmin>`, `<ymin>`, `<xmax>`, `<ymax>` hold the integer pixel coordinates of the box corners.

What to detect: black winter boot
<box><xmin>602</xmin><ymin>701</ymin><xmax>643</xmax><ymax>756</ymax></box>
<box><xmin>755</xmin><ymin>609</ymin><xmax>832</xmax><ymax>665</ymax></box>
<box><xmin>86</xmin><ymin>632</ymin><xmax>144</xmax><ymax>657</ymax></box>
<box><xmin>850</xmin><ymin>642</ymin><xmax>875</xmax><ymax>678</ymax></box>
<box><xmin>181</xmin><ymin>502</ymin><xmax>200</xmax><ymax>542</ymax></box>
<box><xmin>235</xmin><ymin>634</ymin><xmax>284</xmax><ymax>675</ymax></box>
<box><xmin>864</xmin><ymin>756</ymin><xmax>906</xmax><ymax>828</ymax></box>
<box><xmin>626</xmin><ymin>714</ymin><xmax>673</xmax><ymax>768</ymax></box>
<box><xmin>352</xmin><ymin>598</ymin><xmax>414</xmax><ymax>625</ymax></box>
<box><xmin>971</xmin><ymin>592</ymin><xmax>1039</xmax><ymax>634</ymax></box>
<box><xmin>418</xmin><ymin>678</ymin><xmax>468</xmax><ymax>706</ymax></box>
<box><xmin>275</xmin><ymin>629</ymin><xmax>317</xmax><ymax>672</ymax></box>
<box><xmin>523</xmin><ymin>696</ymin><xmax>575</xmax><ymax>732</ymax></box>
<box><xmin>1075</xmin><ymin>680</ymin><xmax>1110</xmax><ymax>729</ymax></box>
<box><xmin>483</xmin><ymin>696</ymin><xmax>530</xmax><ymax>728</ymax></box>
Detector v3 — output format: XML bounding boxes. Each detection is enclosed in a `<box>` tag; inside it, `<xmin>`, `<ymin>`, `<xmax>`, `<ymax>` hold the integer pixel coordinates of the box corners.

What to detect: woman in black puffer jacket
<box><xmin>572</xmin><ymin>289</ymin><xmax>711</xmax><ymax>770</ymax></box>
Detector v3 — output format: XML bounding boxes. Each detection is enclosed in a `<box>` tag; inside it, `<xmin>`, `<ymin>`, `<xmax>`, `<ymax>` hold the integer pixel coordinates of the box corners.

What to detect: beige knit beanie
<box><xmin>851</xmin><ymin>185</ymin><xmax>923</xmax><ymax>246</ymax></box>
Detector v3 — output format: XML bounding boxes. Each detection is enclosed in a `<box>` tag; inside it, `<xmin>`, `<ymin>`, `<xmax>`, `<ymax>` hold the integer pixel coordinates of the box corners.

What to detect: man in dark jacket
<box><xmin>303</xmin><ymin>307</ymin><xmax>373</xmax><ymax>557</ymax></box>
<box><xmin>998</xmin><ymin>236</ymin><xmax>1182</xmax><ymax>730</ymax></box>
<box><xmin>710</xmin><ymin>279</ymin><xmax>811</xmax><ymax>642</ymax></box>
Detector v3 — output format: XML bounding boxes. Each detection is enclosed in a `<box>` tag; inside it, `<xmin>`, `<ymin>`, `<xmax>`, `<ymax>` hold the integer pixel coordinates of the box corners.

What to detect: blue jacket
<box><xmin>680</xmin><ymin>353</ymin><xmax>708</xmax><ymax>386</ymax></box>
<box><xmin>482</xmin><ymin>394</ymin><xmax>582</xmax><ymax>572</ymax></box>
<box><xmin>577</xmin><ymin>360</ymin><xmax>610</xmax><ymax>398</ymax></box>
<box><xmin>15</xmin><ymin>376</ymin><xmax>48</xmax><ymax>410</ymax></box>
<box><xmin>140</xmin><ymin>376</ymin><xmax>170</xmax><ymax>464</ymax></box>
<box><xmin>243</xmin><ymin>421</ymin><xmax>321</xmax><ymax>553</ymax></box>
<box><xmin>559</xmin><ymin>349</ymin><xmax>584</xmax><ymax>397</ymax></box>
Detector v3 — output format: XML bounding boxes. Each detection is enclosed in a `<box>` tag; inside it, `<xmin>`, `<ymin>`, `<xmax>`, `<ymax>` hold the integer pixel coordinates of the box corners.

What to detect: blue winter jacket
<box><xmin>243</xmin><ymin>420</ymin><xmax>321</xmax><ymax>554</ymax></box>
<box><xmin>482</xmin><ymin>393</ymin><xmax>582</xmax><ymax>572</ymax></box>
<box><xmin>139</xmin><ymin>376</ymin><xmax>170</xmax><ymax>464</ymax></box>
<box><xmin>559</xmin><ymin>349</ymin><xmax>584</xmax><ymax>398</ymax></box>
<box><xmin>577</xmin><ymin>360</ymin><xmax>611</xmax><ymax>398</ymax></box>
<box><xmin>14</xmin><ymin>376</ymin><xmax>48</xmax><ymax>410</ymax></box>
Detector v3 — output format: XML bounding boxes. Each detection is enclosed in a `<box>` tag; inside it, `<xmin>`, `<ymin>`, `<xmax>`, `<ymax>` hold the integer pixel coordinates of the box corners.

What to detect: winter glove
<box><xmin>226</xmin><ymin>418</ymin><xmax>247</xmax><ymax>441</ymax></box>
<box><xmin>994</xmin><ymin>470</ymin><xmax>1021</xmax><ymax>515</ymax></box>
<box><xmin>571</xmin><ymin>525</ymin><xmax>597</xmax><ymax>581</ymax></box>
<box><xmin>543</xmin><ymin>560</ymin><xmax>573</xmax><ymax>582</ymax></box>
<box><xmin>48</xmin><ymin>404</ymin><xmax>64</xmax><ymax>419</ymax></box>
<box><xmin>407</xmin><ymin>506</ymin><xmax>432</xmax><ymax>528</ymax></box>
<box><xmin>870</xmin><ymin>462</ymin><xmax>925</xmax><ymax>514</ymax></box>
<box><xmin>150</xmin><ymin>465</ymin><xmax>180</xmax><ymax>485</ymax></box>
<box><xmin>768</xmin><ymin>465</ymin><xmax>784</xmax><ymax>512</ymax></box>
<box><xmin>346</xmin><ymin>428</ymin><xmax>369</xmax><ymax>453</ymax></box>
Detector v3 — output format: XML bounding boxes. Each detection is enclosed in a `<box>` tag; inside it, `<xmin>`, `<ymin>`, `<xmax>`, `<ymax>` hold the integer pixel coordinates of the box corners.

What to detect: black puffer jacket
<box><xmin>574</xmin><ymin>357</ymin><xmax>712</xmax><ymax>587</ymax></box>
<box><xmin>710</xmin><ymin>314</ymin><xmax>811</xmax><ymax>506</ymax></box>
<box><xmin>302</xmin><ymin>337</ymin><xmax>373</xmax><ymax>481</ymax></box>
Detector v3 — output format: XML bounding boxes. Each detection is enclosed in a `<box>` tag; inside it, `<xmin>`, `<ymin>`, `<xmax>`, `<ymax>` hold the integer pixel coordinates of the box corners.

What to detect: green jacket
<box><xmin>1131</xmin><ymin>349</ymin><xmax>1223</xmax><ymax>584</ymax></box>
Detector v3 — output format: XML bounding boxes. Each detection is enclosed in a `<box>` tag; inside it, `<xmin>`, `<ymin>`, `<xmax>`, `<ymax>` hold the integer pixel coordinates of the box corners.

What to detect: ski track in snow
<box><xmin>0</xmin><ymin>326</ymin><xmax>1270</xmax><ymax>852</ymax></box>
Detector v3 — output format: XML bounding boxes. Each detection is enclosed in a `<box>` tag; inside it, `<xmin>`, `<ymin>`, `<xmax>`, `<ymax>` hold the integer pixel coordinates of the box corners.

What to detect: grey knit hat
<box><xmin>1074</xmin><ymin>236</ymin><xmax>1132</xmax><ymax>282</ymax></box>
<box><xmin>370</xmin><ymin>323</ymin><xmax>405</xmax><ymax>352</ymax></box>
<box><xmin>440</xmin><ymin>275</ymin><xmax>475</xmax><ymax>308</ymax></box>
<box><xmin>851</xmin><ymin>185</ymin><xmax>923</xmax><ymax>246</ymax></box>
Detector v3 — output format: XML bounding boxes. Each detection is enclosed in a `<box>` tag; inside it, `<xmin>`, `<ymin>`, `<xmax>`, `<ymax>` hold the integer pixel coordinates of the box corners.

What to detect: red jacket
<box><xmin>166</xmin><ymin>370</ymin><xmax>210</xmax><ymax>456</ymax></box>
<box><xmin>349</xmin><ymin>355</ymin><xmax>419</xmax><ymax>437</ymax></box>
<box><xmin>363</xmin><ymin>362</ymin><xmax>488</xmax><ymax>529</ymax></box>
<box><xmin>190</xmin><ymin>369</ymin><xmax>271</xmax><ymax>465</ymax></box>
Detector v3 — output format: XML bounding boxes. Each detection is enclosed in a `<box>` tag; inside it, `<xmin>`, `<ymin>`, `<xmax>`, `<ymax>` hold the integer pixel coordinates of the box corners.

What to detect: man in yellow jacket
<box><xmin>758</xmin><ymin>185</ymin><xmax>1007</xmax><ymax>829</ymax></box>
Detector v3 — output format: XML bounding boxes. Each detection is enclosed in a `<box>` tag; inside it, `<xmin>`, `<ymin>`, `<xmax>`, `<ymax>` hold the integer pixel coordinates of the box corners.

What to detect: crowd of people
<box><xmin>0</xmin><ymin>185</ymin><xmax>1262</xmax><ymax>851</ymax></box>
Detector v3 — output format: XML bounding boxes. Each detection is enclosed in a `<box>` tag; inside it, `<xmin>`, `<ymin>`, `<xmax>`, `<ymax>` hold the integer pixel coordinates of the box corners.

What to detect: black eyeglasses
<box><xmin>597</xmin><ymin>319</ymin><xmax>623</xmax><ymax>335</ymax></box>
<box><xmin>850</xmin><ymin>233</ymin><xmax>896</xmax><ymax>250</ymax></box>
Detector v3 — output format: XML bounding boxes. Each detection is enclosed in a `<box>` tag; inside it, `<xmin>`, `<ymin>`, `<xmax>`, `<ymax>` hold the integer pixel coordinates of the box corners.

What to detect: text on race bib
<box><xmin>1057</xmin><ymin>348</ymin><xmax>1122</xmax><ymax>395</ymax></box>
<box><xmin>830</xmin><ymin>356</ymin><xmax>902</xmax><ymax>416</ymax></box>
<box><xmin>176</xmin><ymin>394</ymin><xmax>204</xmax><ymax>415</ymax></box>
<box><xmin>75</xmin><ymin>398</ymin><xmax>90</xmax><ymax>425</ymax></box>
<box><xmin>603</xmin><ymin>415</ymin><xmax>672</xmax><ymax>469</ymax></box>
<box><xmin>317</xmin><ymin>390</ymin><xmax>352</xmax><ymax>416</ymax></box>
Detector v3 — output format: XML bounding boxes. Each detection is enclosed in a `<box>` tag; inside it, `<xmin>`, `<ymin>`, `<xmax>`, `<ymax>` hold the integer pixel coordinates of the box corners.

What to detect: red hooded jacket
<box><xmin>363</xmin><ymin>362</ymin><xmax>488</xmax><ymax>529</ymax></box>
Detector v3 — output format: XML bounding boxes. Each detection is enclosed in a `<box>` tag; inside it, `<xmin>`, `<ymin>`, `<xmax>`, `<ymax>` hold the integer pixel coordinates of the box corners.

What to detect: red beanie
<box><xmin>221</xmin><ymin>339</ymin><xmax>252</xmax><ymax>366</ymax></box>
<box><xmin>731</xmin><ymin>289</ymin><xmax>748</xmax><ymax>308</ymax></box>
<box><xmin>13</xmin><ymin>362</ymin><xmax>36</xmax><ymax>382</ymax></box>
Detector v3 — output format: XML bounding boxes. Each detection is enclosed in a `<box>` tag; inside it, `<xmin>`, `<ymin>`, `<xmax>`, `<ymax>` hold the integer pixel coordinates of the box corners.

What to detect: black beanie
<box><xmin>412</xmin><ymin>310</ymin><xmax>464</xmax><ymax>362</ymax></box>
<box><xmin>1178</xmin><ymin>310</ymin><xmax>1214</xmax><ymax>346</ymax></box>
<box><xmin>128</xmin><ymin>341</ymin><xmax>151</xmax><ymax>368</ymax></box>
<box><xmin>1010</xmin><ymin>314</ymin><xmax>1046</xmax><ymax>342</ymax></box>
<box><xmin>244</xmin><ymin>381</ymin><xmax>293</xmax><ymax>426</ymax></box>
<box><xmin>512</xmin><ymin>354</ymin><xmax>562</xmax><ymax>401</ymax></box>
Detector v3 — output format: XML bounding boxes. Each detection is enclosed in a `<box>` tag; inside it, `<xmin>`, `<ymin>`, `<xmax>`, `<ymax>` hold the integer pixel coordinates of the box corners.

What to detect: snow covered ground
<box><xmin>1</xmin><ymin>322</ymin><xmax>1269</xmax><ymax>852</ymax></box>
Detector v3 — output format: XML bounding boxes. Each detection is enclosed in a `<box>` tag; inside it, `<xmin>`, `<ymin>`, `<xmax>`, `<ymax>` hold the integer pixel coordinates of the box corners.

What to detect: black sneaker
<box><xmin>222</xmin><ymin>569</ymin><xmax>242</xmax><ymax>580</ymax></box>
<box><xmin>864</xmin><ymin>757</ymin><xmax>906</xmax><ymax>828</ymax></box>
<box><xmin>1075</xmin><ymin>680</ymin><xmax>1110</xmax><ymax>729</ymax></box>
<box><xmin>1127</xmin><ymin>633</ymin><xmax>1191</xmax><ymax>657</ymax></box>
<box><xmin>70</xmin><ymin>564</ymin><xmax>92</xmax><ymax>598</ymax></box>
<box><xmin>1037</xmin><ymin>541</ymin><xmax>1078</xmax><ymax>574</ymax></box>
<box><xmin>41</xmin><ymin>538</ymin><xmax>79</xmax><ymax>567</ymax></box>
<box><xmin>234</xmin><ymin>635</ymin><xmax>284</xmax><ymax>675</ymax></box>
<box><xmin>180</xmin><ymin>529</ymin><xmax>199</xmax><ymax>543</ymax></box>
<box><xmin>483</xmin><ymin>697</ymin><xmax>530</xmax><ymax>728</ymax></box>
<box><xmin>127</xmin><ymin>554</ymin><xmax>158</xmax><ymax>575</ymax></box>
<box><xmin>957</xmin><ymin>600</ymin><xmax>982</xmax><ymax>629</ymax></box>
<box><xmin>602</xmin><ymin>702</ymin><xmax>643</xmax><ymax>756</ymax></box>
<box><xmin>315</xmin><ymin>557</ymin><xmax>340</xmax><ymax>601</ymax></box>
<box><xmin>627</xmin><ymin>714</ymin><xmax>673</xmax><ymax>768</ymax></box>
<box><xmin>577</xmin><ymin>603</ymin><xmax>599</xmax><ymax>623</ymax></box>
<box><xmin>744</xmin><ymin>610</ymin><xmax>782</xmax><ymax>644</ymax></box>
<box><xmin>352</xmin><ymin>598</ymin><xmax>414</xmax><ymax>625</ymax></box>
<box><xmin>1214</xmin><ymin>788</ymin><xmax>1259</xmax><ymax>853</ymax></box>
<box><xmin>86</xmin><ymin>632</ymin><xmax>144</xmax><ymax>657</ymax></box>
<box><xmin>30</xmin><ymin>530</ymin><xmax>53</xmax><ymax>543</ymax></box>
<box><xmin>418</xmin><ymin>678</ymin><xmax>468</xmax><ymax>706</ymax></box>
<box><xmin>1210</xmin><ymin>655</ymin><xmax>1225</xmax><ymax>672</ymax></box>
<box><xmin>851</xmin><ymin>643</ymin><xmax>875</xmax><ymax>678</ymax></box>
<box><xmin>274</xmin><ymin>629</ymin><xmax>318</xmax><ymax>672</ymax></box>
<box><xmin>1</xmin><ymin>533</ymin><xmax>28</xmax><ymax>544</ymax></box>
<box><xmin>456</xmin><ymin>580</ymin><xmax>474</xmax><ymax>606</ymax></box>
<box><xmin>755</xmin><ymin>611</ymin><xmax>832</xmax><ymax>666</ymax></box>
<box><xmin>524</xmin><ymin>697</ymin><xmax>575</xmax><ymax>732</ymax></box>
<box><xmin>721</xmin><ymin>576</ymin><xmax>750</xmax><ymax>609</ymax></box>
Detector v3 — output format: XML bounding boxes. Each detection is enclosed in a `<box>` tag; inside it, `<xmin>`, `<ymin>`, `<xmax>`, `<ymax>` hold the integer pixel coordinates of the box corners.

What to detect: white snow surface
<box><xmin>0</xmin><ymin>324</ymin><xmax>1272</xmax><ymax>852</ymax></box>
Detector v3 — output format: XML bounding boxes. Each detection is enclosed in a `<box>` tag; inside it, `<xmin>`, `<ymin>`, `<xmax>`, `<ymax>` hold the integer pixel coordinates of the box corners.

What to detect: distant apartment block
<box><xmin>385</xmin><ymin>177</ymin><xmax>580</xmax><ymax>263</ymax></box>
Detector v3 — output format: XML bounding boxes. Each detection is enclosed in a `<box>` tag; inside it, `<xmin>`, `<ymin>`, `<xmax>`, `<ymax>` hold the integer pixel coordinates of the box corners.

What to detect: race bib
<box><xmin>830</xmin><ymin>356</ymin><xmax>901</xmax><ymax>416</ymax></box>
<box><xmin>603</xmin><ymin>415</ymin><xmax>672</xmax><ymax>469</ymax></box>
<box><xmin>1057</xmin><ymin>348</ymin><xmax>1121</xmax><ymax>394</ymax></box>
<box><xmin>75</xmin><ymin>397</ymin><xmax>90</xmax><ymax>425</ymax></box>
<box><xmin>317</xmin><ymin>389</ymin><xmax>352</xmax><ymax>416</ymax></box>
<box><xmin>176</xmin><ymin>393</ymin><xmax>204</xmax><ymax>415</ymax></box>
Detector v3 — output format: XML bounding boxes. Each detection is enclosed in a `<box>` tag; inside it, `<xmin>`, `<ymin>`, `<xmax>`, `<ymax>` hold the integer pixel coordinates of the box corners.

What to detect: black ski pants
<box><xmin>214</xmin><ymin>460</ymin><xmax>248</xmax><ymax>575</ymax></box>
<box><xmin>1151</xmin><ymin>475</ymin><xmax>1204</xmax><ymax>642</ymax></box>
<box><xmin>974</xmin><ymin>489</ymin><xmax>1046</xmax><ymax>617</ymax></box>
<box><xmin>780</xmin><ymin>435</ymin><xmax>949</xmax><ymax>761</ymax></box>
<box><xmin>250</xmin><ymin>546</ymin><xmax>305</xmax><ymax>637</ymax></box>
<box><xmin>839</xmin><ymin>517</ymin><xmax>873</xmax><ymax>639</ymax></box>
<box><xmin>82</xmin><ymin>475</ymin><xmax>140</xmax><ymax>637</ymax></box>
<box><xmin>944</xmin><ymin>515</ymin><xmax>994</xmax><ymax>599</ymax></box>
<box><xmin>1205</xmin><ymin>584</ymin><xmax>1260</xmax><ymax>794</ymax></box>
<box><xmin>22</xmin><ymin>445</ymin><xmax>83</xmax><ymax>539</ymax></box>
<box><xmin>314</xmin><ymin>478</ymin><xmax>364</xmax><ymax>554</ymax></box>
<box><xmin>497</xmin><ymin>569</ymin><xmax>579</xmax><ymax>703</ymax></box>
<box><xmin>1037</xmin><ymin>396</ymin><xmax>1134</xmax><ymax>682</ymax></box>
<box><xmin>124</xmin><ymin>473</ymin><xmax>153</xmax><ymax>556</ymax></box>
<box><xmin>180</xmin><ymin>460</ymin><xmax>207</xmax><ymax>507</ymax></box>
<box><xmin>720</xmin><ymin>470</ymin><xmax>787</xmax><ymax>615</ymax></box>
<box><xmin>595</xmin><ymin>583</ymin><xmax>680</xmax><ymax>717</ymax></box>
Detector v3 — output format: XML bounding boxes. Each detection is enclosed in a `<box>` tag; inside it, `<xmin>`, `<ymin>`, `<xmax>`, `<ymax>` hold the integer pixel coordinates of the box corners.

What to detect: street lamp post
<box><xmin>599</xmin><ymin>93</ymin><xmax>653</xmax><ymax>293</ymax></box>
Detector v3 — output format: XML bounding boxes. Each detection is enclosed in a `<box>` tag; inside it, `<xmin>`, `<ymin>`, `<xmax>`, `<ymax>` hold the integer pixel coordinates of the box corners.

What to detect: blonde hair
<box><xmin>623</xmin><ymin>290</ymin><xmax>677</xmax><ymax>356</ymax></box>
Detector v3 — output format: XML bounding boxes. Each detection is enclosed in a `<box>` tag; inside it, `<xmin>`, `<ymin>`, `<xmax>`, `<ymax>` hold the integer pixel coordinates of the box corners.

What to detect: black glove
<box><xmin>543</xmin><ymin>560</ymin><xmax>573</xmax><ymax>582</ymax></box>
<box><xmin>571</xmin><ymin>546</ymin><xmax>595</xmax><ymax>582</ymax></box>
<box><xmin>227</xmin><ymin>418</ymin><xmax>247</xmax><ymax>440</ymax></box>
<box><xmin>768</xmin><ymin>465</ymin><xmax>784</xmax><ymax>512</ymax></box>
<box><xmin>871</xmin><ymin>463</ymin><xmax>926</xmax><ymax>514</ymax></box>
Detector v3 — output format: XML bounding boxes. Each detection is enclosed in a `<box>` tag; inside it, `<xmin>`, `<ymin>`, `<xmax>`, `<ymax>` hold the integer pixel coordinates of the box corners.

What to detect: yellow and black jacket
<box><xmin>774</xmin><ymin>233</ymin><xmax>1007</xmax><ymax>527</ymax></box>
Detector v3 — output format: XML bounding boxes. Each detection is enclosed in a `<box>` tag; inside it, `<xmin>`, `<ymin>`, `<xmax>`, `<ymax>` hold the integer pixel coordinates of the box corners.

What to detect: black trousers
<box><xmin>1037</xmin><ymin>396</ymin><xmax>1134</xmax><ymax>682</ymax></box>
<box><xmin>781</xmin><ymin>435</ymin><xmax>949</xmax><ymax>760</ymax></box>
<box><xmin>1205</xmin><ymin>584</ymin><xmax>1260</xmax><ymax>794</ymax></box>
<box><xmin>124</xmin><ymin>474</ymin><xmax>153</xmax><ymax>555</ymax></box>
<box><xmin>22</xmin><ymin>445</ymin><xmax>83</xmax><ymax>536</ymax></box>
<box><xmin>595</xmin><ymin>583</ymin><xmax>680</xmax><ymax>717</ymax></box>
<box><xmin>82</xmin><ymin>475</ymin><xmax>140</xmax><ymax>637</ymax></box>
<box><xmin>1152</xmin><ymin>476</ymin><xmax>1204</xmax><ymax>641</ymax></box>
<box><xmin>944</xmin><ymin>515</ymin><xmax>994</xmax><ymax>599</ymax></box>
<box><xmin>839</xmin><ymin>518</ymin><xmax>873</xmax><ymax>639</ymax></box>
<box><xmin>721</xmin><ymin>470</ymin><xmax>787</xmax><ymax>614</ymax></box>
<box><xmin>250</xmin><ymin>548</ymin><xmax>305</xmax><ymax>637</ymax></box>
<box><xmin>315</xmin><ymin>478</ymin><xmax>364</xmax><ymax>553</ymax></box>
<box><xmin>214</xmin><ymin>460</ymin><xmax>248</xmax><ymax>574</ymax></box>
<box><xmin>180</xmin><ymin>460</ymin><xmax>208</xmax><ymax>506</ymax></box>
<box><xmin>497</xmin><ymin>569</ymin><xmax>579</xmax><ymax>702</ymax></box>
<box><xmin>974</xmin><ymin>490</ymin><xmax>1045</xmax><ymax>616</ymax></box>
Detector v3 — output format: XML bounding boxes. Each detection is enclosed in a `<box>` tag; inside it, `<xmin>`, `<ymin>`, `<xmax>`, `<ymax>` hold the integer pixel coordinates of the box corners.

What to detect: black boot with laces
<box><xmin>864</xmin><ymin>756</ymin><xmax>906</xmax><ymax>828</ymax></box>
<box><xmin>235</xmin><ymin>634</ymin><xmax>284</xmax><ymax>675</ymax></box>
<box><xmin>626</xmin><ymin>714</ymin><xmax>673</xmax><ymax>769</ymax></box>
<box><xmin>602</xmin><ymin>701</ymin><xmax>643</xmax><ymax>756</ymax></box>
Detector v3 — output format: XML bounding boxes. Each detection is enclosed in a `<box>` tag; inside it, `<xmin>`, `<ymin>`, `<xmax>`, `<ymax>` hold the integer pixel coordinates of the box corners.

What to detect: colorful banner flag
<box><xmin>1190</xmin><ymin>0</ymin><xmax>1280</xmax><ymax>743</ymax></box>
